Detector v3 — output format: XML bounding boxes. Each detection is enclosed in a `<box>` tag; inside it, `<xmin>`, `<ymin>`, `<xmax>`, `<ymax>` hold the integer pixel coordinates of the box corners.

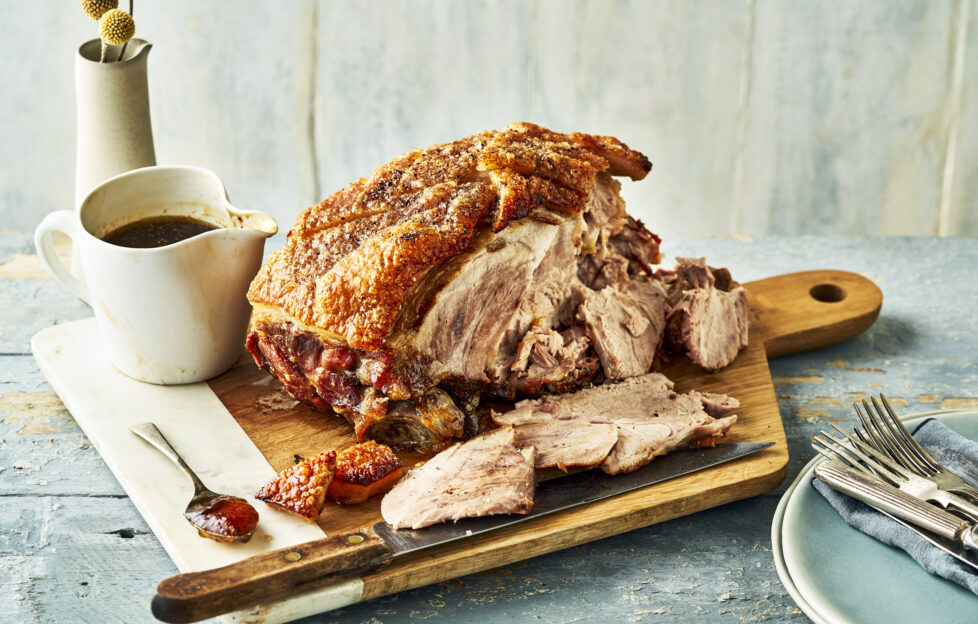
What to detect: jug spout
<box><xmin>229</xmin><ymin>209</ymin><xmax>278</xmax><ymax>238</ymax></box>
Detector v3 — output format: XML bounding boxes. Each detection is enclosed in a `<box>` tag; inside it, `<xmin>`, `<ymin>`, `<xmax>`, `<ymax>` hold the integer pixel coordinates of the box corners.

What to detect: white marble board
<box><xmin>31</xmin><ymin>317</ymin><xmax>364</xmax><ymax>623</ymax></box>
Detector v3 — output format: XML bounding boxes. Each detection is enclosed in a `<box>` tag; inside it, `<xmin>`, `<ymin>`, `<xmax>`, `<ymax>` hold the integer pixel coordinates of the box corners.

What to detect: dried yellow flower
<box><xmin>81</xmin><ymin>0</ymin><xmax>118</xmax><ymax>20</ymax></box>
<box><xmin>99</xmin><ymin>9</ymin><xmax>135</xmax><ymax>46</ymax></box>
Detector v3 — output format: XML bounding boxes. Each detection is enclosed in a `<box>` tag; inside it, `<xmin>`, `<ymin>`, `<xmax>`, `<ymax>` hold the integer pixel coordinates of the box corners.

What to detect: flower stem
<box><xmin>116</xmin><ymin>0</ymin><xmax>134</xmax><ymax>62</ymax></box>
<box><xmin>100</xmin><ymin>40</ymin><xmax>108</xmax><ymax>63</ymax></box>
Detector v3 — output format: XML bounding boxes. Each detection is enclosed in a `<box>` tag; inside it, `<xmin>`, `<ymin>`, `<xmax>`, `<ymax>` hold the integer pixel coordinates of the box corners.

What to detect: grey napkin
<box><xmin>812</xmin><ymin>418</ymin><xmax>978</xmax><ymax>594</ymax></box>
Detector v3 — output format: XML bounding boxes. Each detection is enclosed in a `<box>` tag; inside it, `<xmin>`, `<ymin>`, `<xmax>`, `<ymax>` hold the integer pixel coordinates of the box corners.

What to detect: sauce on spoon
<box><xmin>185</xmin><ymin>495</ymin><xmax>260</xmax><ymax>543</ymax></box>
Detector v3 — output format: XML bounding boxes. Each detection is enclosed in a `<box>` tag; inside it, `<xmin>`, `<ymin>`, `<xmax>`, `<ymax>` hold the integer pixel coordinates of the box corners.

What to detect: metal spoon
<box><xmin>130</xmin><ymin>422</ymin><xmax>259</xmax><ymax>543</ymax></box>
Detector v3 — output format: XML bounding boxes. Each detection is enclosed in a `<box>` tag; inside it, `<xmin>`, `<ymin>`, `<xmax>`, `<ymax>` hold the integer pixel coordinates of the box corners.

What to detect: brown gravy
<box><xmin>102</xmin><ymin>216</ymin><xmax>217</xmax><ymax>249</ymax></box>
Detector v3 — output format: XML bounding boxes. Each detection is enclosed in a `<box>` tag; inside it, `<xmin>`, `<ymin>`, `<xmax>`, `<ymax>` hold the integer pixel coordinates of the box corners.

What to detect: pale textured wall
<box><xmin>1</xmin><ymin>0</ymin><xmax>975</xmax><ymax>241</ymax></box>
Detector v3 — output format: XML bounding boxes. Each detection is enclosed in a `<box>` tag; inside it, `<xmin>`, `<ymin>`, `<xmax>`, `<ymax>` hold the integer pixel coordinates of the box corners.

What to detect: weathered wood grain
<box><xmin>946</xmin><ymin>0</ymin><xmax>977</xmax><ymax>236</ymax></box>
<box><xmin>0</xmin><ymin>357</ymin><xmax>121</xmax><ymax>497</ymax></box>
<box><xmin>0</xmin><ymin>496</ymin><xmax>181</xmax><ymax>624</ymax></box>
<box><xmin>0</xmin><ymin>235</ymin><xmax>91</xmax><ymax>355</ymax></box>
<box><xmin>2</xmin><ymin>2</ymin><xmax>977</xmax><ymax>237</ymax></box>
<box><xmin>529</xmin><ymin>0</ymin><xmax>749</xmax><ymax>235</ymax></box>
<box><xmin>311</xmin><ymin>0</ymin><xmax>534</xmax><ymax>213</ymax></box>
<box><xmin>741</xmin><ymin>1</ymin><xmax>958</xmax><ymax>235</ymax></box>
<box><xmin>4</xmin><ymin>232</ymin><xmax>978</xmax><ymax>624</ymax></box>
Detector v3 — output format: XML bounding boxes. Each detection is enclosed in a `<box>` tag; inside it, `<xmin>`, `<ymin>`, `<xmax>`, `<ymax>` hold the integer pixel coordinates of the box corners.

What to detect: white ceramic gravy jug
<box><xmin>35</xmin><ymin>166</ymin><xmax>277</xmax><ymax>384</ymax></box>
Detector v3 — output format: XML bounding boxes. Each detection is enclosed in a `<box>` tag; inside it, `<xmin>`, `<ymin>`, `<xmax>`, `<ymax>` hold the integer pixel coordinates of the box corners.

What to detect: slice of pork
<box><xmin>508</xmin><ymin>419</ymin><xmax>617</xmax><ymax>470</ymax></box>
<box><xmin>601</xmin><ymin>412</ymin><xmax>737</xmax><ymax>474</ymax></box>
<box><xmin>577</xmin><ymin>278</ymin><xmax>669</xmax><ymax>379</ymax></box>
<box><xmin>660</xmin><ymin>257</ymin><xmax>749</xmax><ymax>371</ymax></box>
<box><xmin>493</xmin><ymin>373</ymin><xmax>738</xmax><ymax>475</ymax></box>
<box><xmin>688</xmin><ymin>390</ymin><xmax>741</xmax><ymax>419</ymax></box>
<box><xmin>380</xmin><ymin>426</ymin><xmax>536</xmax><ymax>530</ymax></box>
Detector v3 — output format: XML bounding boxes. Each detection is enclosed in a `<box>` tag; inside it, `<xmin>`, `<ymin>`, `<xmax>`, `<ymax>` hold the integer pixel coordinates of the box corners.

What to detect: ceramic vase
<box><xmin>74</xmin><ymin>38</ymin><xmax>157</xmax><ymax>206</ymax></box>
<box><xmin>71</xmin><ymin>38</ymin><xmax>157</xmax><ymax>280</ymax></box>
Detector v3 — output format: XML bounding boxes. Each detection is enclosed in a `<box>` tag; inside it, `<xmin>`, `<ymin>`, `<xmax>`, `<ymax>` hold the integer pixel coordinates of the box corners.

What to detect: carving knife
<box><xmin>815</xmin><ymin>460</ymin><xmax>978</xmax><ymax>570</ymax></box>
<box><xmin>151</xmin><ymin>441</ymin><xmax>774</xmax><ymax>623</ymax></box>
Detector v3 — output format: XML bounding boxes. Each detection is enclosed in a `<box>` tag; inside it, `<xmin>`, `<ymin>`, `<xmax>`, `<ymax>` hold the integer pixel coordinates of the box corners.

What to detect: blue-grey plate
<box><xmin>772</xmin><ymin>409</ymin><xmax>978</xmax><ymax>624</ymax></box>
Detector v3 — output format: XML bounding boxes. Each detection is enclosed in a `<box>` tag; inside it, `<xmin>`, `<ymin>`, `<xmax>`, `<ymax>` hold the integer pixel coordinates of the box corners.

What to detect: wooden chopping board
<box><xmin>206</xmin><ymin>269</ymin><xmax>882</xmax><ymax>605</ymax></box>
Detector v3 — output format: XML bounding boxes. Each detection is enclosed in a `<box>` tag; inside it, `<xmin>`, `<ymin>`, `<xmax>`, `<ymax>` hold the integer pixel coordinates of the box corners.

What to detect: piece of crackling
<box><xmin>256</xmin><ymin>451</ymin><xmax>336</xmax><ymax>522</ymax></box>
<box><xmin>327</xmin><ymin>441</ymin><xmax>403</xmax><ymax>504</ymax></box>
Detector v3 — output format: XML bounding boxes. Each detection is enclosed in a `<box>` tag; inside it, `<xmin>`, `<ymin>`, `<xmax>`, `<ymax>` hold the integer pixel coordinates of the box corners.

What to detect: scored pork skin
<box><xmin>248</xmin><ymin>123</ymin><xmax>652</xmax><ymax>351</ymax></box>
<box><xmin>246</xmin><ymin>123</ymin><xmax>665</xmax><ymax>451</ymax></box>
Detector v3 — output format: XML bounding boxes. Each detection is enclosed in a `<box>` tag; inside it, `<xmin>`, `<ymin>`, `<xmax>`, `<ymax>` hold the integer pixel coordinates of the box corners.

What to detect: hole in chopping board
<box><xmin>809</xmin><ymin>284</ymin><xmax>846</xmax><ymax>303</ymax></box>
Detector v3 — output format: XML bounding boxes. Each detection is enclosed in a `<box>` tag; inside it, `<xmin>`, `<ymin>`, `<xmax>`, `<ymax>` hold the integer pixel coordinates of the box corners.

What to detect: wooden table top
<box><xmin>3</xmin><ymin>230</ymin><xmax>977</xmax><ymax>623</ymax></box>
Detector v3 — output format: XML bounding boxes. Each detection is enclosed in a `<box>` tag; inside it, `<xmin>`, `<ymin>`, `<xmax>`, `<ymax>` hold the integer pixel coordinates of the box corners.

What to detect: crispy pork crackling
<box><xmin>246</xmin><ymin>123</ymin><xmax>748</xmax><ymax>452</ymax></box>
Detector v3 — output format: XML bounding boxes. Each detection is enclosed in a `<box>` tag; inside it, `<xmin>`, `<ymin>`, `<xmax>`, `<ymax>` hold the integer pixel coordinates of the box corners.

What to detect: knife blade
<box><xmin>814</xmin><ymin>460</ymin><xmax>978</xmax><ymax>570</ymax></box>
<box><xmin>152</xmin><ymin>441</ymin><xmax>773</xmax><ymax>623</ymax></box>
<box><xmin>887</xmin><ymin>512</ymin><xmax>978</xmax><ymax>572</ymax></box>
<box><xmin>376</xmin><ymin>440</ymin><xmax>774</xmax><ymax>554</ymax></box>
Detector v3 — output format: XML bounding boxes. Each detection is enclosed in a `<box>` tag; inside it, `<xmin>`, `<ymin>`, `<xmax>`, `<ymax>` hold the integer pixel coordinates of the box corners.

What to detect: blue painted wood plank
<box><xmin>3</xmin><ymin>231</ymin><xmax>978</xmax><ymax>623</ymax></box>
<box><xmin>0</xmin><ymin>355</ymin><xmax>123</xmax><ymax>497</ymax></box>
<box><xmin>0</xmin><ymin>495</ymin><xmax>189</xmax><ymax>624</ymax></box>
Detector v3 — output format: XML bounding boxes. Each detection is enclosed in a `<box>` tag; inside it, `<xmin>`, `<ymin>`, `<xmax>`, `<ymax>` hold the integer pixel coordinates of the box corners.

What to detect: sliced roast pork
<box><xmin>493</xmin><ymin>373</ymin><xmax>738</xmax><ymax>475</ymax></box>
<box><xmin>380</xmin><ymin>426</ymin><xmax>536</xmax><ymax>530</ymax></box>
<box><xmin>246</xmin><ymin>123</ymin><xmax>667</xmax><ymax>451</ymax></box>
<box><xmin>659</xmin><ymin>257</ymin><xmax>749</xmax><ymax>371</ymax></box>
<box><xmin>246</xmin><ymin>123</ymin><xmax>750</xmax><ymax>453</ymax></box>
<box><xmin>688</xmin><ymin>390</ymin><xmax>741</xmax><ymax>419</ymax></box>
<box><xmin>502</xmin><ymin>417</ymin><xmax>618</xmax><ymax>470</ymax></box>
<box><xmin>577</xmin><ymin>277</ymin><xmax>669</xmax><ymax>379</ymax></box>
<box><xmin>601</xmin><ymin>410</ymin><xmax>737</xmax><ymax>475</ymax></box>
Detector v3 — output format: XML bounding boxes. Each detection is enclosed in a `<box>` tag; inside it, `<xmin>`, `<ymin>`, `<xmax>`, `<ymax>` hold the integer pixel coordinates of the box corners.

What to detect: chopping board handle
<box><xmin>151</xmin><ymin>527</ymin><xmax>391</xmax><ymax>623</ymax></box>
<box><xmin>746</xmin><ymin>269</ymin><xmax>882</xmax><ymax>359</ymax></box>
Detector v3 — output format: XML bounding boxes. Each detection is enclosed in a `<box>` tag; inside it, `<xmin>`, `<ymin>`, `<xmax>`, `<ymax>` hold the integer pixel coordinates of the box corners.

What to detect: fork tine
<box><xmin>814</xmin><ymin>432</ymin><xmax>897</xmax><ymax>482</ymax></box>
<box><xmin>862</xmin><ymin>397</ymin><xmax>925</xmax><ymax>472</ymax></box>
<box><xmin>879</xmin><ymin>394</ymin><xmax>941</xmax><ymax>472</ymax></box>
<box><xmin>812</xmin><ymin>435</ymin><xmax>872</xmax><ymax>475</ymax></box>
<box><xmin>813</xmin><ymin>445</ymin><xmax>872</xmax><ymax>476</ymax></box>
<box><xmin>854</xmin><ymin>427</ymin><xmax>872</xmax><ymax>448</ymax></box>
<box><xmin>853</xmin><ymin>401</ymin><xmax>898</xmax><ymax>461</ymax></box>
<box><xmin>812</xmin><ymin>439</ymin><xmax>851</xmax><ymax>466</ymax></box>
<box><xmin>868</xmin><ymin>396</ymin><xmax>935</xmax><ymax>475</ymax></box>
<box><xmin>817</xmin><ymin>429</ymin><xmax>904</xmax><ymax>485</ymax></box>
<box><xmin>825</xmin><ymin>423</ymin><xmax>911</xmax><ymax>483</ymax></box>
<box><xmin>859</xmin><ymin>398</ymin><xmax>904</xmax><ymax>463</ymax></box>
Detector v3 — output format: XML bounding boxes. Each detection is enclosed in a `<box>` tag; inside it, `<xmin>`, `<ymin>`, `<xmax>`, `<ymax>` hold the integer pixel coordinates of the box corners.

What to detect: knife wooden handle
<box><xmin>151</xmin><ymin>527</ymin><xmax>392</xmax><ymax>623</ymax></box>
<box><xmin>746</xmin><ymin>269</ymin><xmax>882</xmax><ymax>358</ymax></box>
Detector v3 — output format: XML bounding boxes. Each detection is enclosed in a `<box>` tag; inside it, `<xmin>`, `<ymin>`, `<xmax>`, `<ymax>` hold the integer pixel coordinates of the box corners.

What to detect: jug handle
<box><xmin>34</xmin><ymin>210</ymin><xmax>91</xmax><ymax>305</ymax></box>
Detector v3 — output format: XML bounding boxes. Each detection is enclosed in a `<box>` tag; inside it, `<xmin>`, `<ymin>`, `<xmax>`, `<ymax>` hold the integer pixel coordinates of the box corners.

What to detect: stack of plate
<box><xmin>772</xmin><ymin>410</ymin><xmax>978</xmax><ymax>624</ymax></box>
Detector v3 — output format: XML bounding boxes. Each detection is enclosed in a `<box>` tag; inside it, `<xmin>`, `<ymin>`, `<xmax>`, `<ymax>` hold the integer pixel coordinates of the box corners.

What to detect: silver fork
<box><xmin>854</xmin><ymin>395</ymin><xmax>978</xmax><ymax>502</ymax></box>
<box><xmin>811</xmin><ymin>424</ymin><xmax>978</xmax><ymax>522</ymax></box>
